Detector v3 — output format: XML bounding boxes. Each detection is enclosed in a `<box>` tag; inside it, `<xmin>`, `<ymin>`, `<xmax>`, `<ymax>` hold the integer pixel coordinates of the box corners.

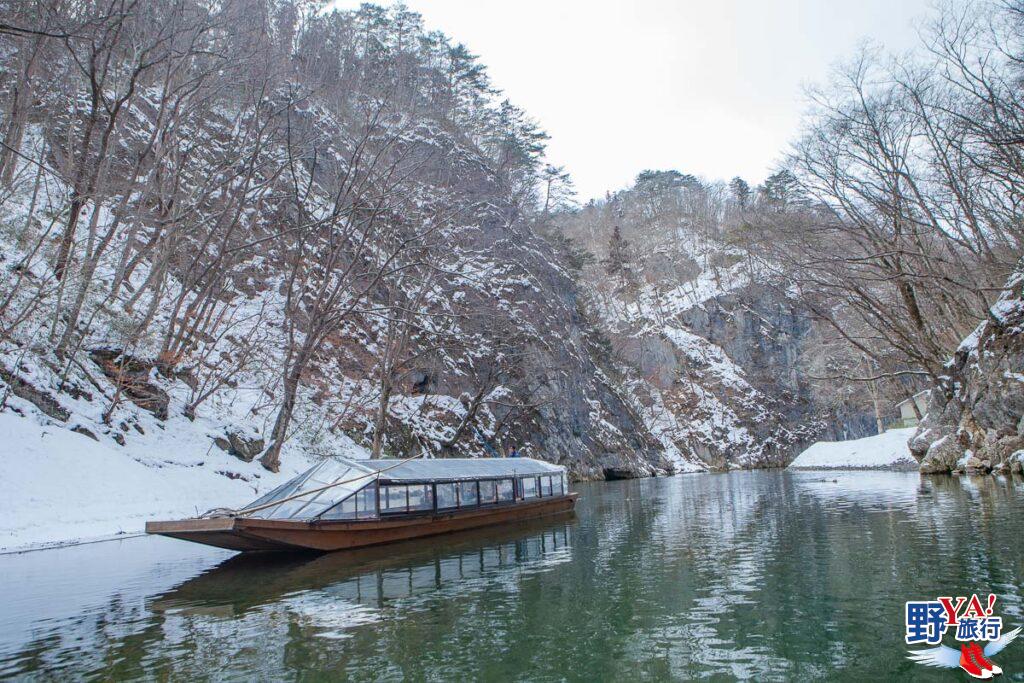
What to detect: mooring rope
<box><xmin>200</xmin><ymin>452</ymin><xmax>425</xmax><ymax>519</ymax></box>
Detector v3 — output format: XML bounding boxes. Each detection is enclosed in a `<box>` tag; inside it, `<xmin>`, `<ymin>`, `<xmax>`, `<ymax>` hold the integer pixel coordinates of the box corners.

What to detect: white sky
<box><xmin>335</xmin><ymin>0</ymin><xmax>934</xmax><ymax>201</ymax></box>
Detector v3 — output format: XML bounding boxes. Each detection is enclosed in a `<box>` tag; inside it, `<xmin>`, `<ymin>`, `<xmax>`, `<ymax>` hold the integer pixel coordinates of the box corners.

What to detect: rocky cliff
<box><xmin>554</xmin><ymin>173</ymin><xmax>877</xmax><ymax>470</ymax></box>
<box><xmin>911</xmin><ymin>263</ymin><xmax>1024</xmax><ymax>474</ymax></box>
<box><xmin>591</xmin><ymin>270</ymin><xmax>834</xmax><ymax>470</ymax></box>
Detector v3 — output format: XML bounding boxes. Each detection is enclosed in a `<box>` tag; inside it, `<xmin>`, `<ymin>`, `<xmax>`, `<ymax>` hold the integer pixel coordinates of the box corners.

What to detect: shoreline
<box><xmin>0</xmin><ymin>531</ymin><xmax>148</xmax><ymax>556</ymax></box>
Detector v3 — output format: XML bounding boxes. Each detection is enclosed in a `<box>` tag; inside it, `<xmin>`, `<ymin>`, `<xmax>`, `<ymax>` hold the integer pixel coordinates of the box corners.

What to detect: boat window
<box><xmin>458</xmin><ymin>481</ymin><xmax>478</xmax><ymax>507</ymax></box>
<box><xmin>408</xmin><ymin>484</ymin><xmax>433</xmax><ymax>511</ymax></box>
<box><xmin>319</xmin><ymin>481</ymin><xmax>379</xmax><ymax>520</ymax></box>
<box><xmin>384</xmin><ymin>485</ymin><xmax>409</xmax><ymax>512</ymax></box>
<box><xmin>436</xmin><ymin>483</ymin><xmax>458</xmax><ymax>509</ymax></box>
<box><xmin>521</xmin><ymin>476</ymin><xmax>538</xmax><ymax>498</ymax></box>
<box><xmin>358</xmin><ymin>483</ymin><xmax>377</xmax><ymax>518</ymax></box>
<box><xmin>341</xmin><ymin>496</ymin><xmax>359</xmax><ymax>516</ymax></box>
<box><xmin>561</xmin><ymin>473</ymin><xmax>568</xmax><ymax>494</ymax></box>
<box><xmin>497</xmin><ymin>479</ymin><xmax>514</xmax><ymax>502</ymax></box>
<box><xmin>542</xmin><ymin>476</ymin><xmax>553</xmax><ymax>497</ymax></box>
<box><xmin>320</xmin><ymin>494</ymin><xmax>357</xmax><ymax>519</ymax></box>
<box><xmin>480</xmin><ymin>480</ymin><xmax>498</xmax><ymax>504</ymax></box>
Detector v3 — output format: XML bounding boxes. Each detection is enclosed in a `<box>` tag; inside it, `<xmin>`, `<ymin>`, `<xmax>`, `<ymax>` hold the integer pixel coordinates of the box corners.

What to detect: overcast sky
<box><xmin>335</xmin><ymin>0</ymin><xmax>935</xmax><ymax>201</ymax></box>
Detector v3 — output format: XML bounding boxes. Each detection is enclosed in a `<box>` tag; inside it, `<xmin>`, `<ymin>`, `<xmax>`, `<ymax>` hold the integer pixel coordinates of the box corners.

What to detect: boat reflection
<box><xmin>151</xmin><ymin>512</ymin><xmax>576</xmax><ymax>624</ymax></box>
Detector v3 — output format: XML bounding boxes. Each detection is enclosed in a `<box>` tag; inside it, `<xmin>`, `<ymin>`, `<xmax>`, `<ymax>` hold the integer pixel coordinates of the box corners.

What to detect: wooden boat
<box><xmin>147</xmin><ymin>457</ymin><xmax>577</xmax><ymax>552</ymax></box>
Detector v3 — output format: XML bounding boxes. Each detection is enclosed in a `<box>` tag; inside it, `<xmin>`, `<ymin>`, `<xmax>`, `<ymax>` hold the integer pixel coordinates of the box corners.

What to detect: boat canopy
<box><xmin>239</xmin><ymin>458</ymin><xmax>378</xmax><ymax>520</ymax></box>
<box><xmin>237</xmin><ymin>457</ymin><xmax>567</xmax><ymax>522</ymax></box>
<box><xmin>365</xmin><ymin>457</ymin><xmax>563</xmax><ymax>483</ymax></box>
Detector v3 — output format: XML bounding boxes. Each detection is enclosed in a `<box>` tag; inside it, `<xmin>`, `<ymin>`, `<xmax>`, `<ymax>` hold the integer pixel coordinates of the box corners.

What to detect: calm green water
<box><xmin>3</xmin><ymin>470</ymin><xmax>1024</xmax><ymax>681</ymax></box>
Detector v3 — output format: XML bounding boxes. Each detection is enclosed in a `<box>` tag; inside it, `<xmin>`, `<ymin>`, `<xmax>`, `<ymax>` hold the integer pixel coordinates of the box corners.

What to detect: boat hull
<box><xmin>146</xmin><ymin>493</ymin><xmax>578</xmax><ymax>552</ymax></box>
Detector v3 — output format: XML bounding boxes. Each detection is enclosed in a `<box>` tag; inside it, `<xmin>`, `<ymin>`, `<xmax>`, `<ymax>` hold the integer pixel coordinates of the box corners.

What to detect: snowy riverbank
<box><xmin>0</xmin><ymin>410</ymin><xmax>349</xmax><ymax>553</ymax></box>
<box><xmin>788</xmin><ymin>428</ymin><xmax>918</xmax><ymax>470</ymax></box>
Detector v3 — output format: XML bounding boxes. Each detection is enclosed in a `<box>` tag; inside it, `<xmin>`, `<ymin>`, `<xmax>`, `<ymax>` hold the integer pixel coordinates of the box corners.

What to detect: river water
<box><xmin>2</xmin><ymin>470</ymin><xmax>1024</xmax><ymax>681</ymax></box>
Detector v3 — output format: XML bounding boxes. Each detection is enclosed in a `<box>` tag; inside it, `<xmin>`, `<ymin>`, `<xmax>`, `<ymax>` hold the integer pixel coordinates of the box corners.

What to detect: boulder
<box><xmin>918</xmin><ymin>430</ymin><xmax>963</xmax><ymax>474</ymax></box>
<box><xmin>227</xmin><ymin>431</ymin><xmax>264</xmax><ymax>462</ymax></box>
<box><xmin>71</xmin><ymin>425</ymin><xmax>98</xmax><ymax>441</ymax></box>
<box><xmin>213</xmin><ymin>431</ymin><xmax>264</xmax><ymax>462</ymax></box>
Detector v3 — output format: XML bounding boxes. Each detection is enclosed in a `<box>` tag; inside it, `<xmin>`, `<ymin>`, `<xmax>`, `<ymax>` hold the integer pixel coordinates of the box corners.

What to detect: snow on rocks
<box><xmin>912</xmin><ymin>261</ymin><xmax>1024</xmax><ymax>474</ymax></box>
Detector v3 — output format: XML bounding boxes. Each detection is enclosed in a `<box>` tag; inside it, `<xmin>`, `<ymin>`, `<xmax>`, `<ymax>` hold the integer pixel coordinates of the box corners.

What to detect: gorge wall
<box><xmin>911</xmin><ymin>264</ymin><xmax>1024</xmax><ymax>474</ymax></box>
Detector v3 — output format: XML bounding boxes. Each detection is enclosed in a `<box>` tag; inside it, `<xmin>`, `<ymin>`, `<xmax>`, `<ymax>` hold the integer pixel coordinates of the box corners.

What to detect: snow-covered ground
<box><xmin>0</xmin><ymin>410</ymin><xmax>342</xmax><ymax>553</ymax></box>
<box><xmin>788</xmin><ymin>428</ymin><xmax>918</xmax><ymax>470</ymax></box>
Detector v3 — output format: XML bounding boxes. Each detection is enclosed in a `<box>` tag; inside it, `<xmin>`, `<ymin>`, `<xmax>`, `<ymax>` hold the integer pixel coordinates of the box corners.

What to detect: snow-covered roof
<box><xmin>366</xmin><ymin>457</ymin><xmax>564</xmax><ymax>482</ymax></box>
<box><xmin>896</xmin><ymin>390</ymin><xmax>931</xmax><ymax>409</ymax></box>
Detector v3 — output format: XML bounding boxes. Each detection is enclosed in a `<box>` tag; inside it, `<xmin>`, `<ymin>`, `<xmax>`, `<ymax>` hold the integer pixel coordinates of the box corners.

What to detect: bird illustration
<box><xmin>907</xmin><ymin>627</ymin><xmax>1021</xmax><ymax>678</ymax></box>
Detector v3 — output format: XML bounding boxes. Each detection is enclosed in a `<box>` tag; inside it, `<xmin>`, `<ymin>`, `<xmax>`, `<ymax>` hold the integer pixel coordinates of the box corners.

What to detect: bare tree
<box><xmin>258</xmin><ymin>93</ymin><xmax>435</xmax><ymax>471</ymax></box>
<box><xmin>769</xmin><ymin>40</ymin><xmax>1022</xmax><ymax>382</ymax></box>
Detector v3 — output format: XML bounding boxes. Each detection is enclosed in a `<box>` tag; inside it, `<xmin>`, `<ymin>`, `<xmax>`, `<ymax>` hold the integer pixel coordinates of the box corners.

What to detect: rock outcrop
<box><xmin>89</xmin><ymin>351</ymin><xmax>171</xmax><ymax>421</ymax></box>
<box><xmin>619</xmin><ymin>282</ymin><xmax>836</xmax><ymax>469</ymax></box>
<box><xmin>911</xmin><ymin>264</ymin><xmax>1024</xmax><ymax>474</ymax></box>
<box><xmin>213</xmin><ymin>429</ymin><xmax>266</xmax><ymax>463</ymax></box>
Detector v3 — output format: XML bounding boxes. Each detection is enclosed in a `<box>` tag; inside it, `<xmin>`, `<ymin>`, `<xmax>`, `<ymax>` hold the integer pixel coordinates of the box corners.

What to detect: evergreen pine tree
<box><xmin>729</xmin><ymin>176</ymin><xmax>751</xmax><ymax>208</ymax></box>
<box><xmin>603</xmin><ymin>224</ymin><xmax>636</xmax><ymax>291</ymax></box>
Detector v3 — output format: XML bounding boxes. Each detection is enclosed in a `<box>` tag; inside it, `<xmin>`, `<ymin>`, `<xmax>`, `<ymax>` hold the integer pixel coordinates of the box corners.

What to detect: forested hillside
<box><xmin>1</xmin><ymin>0</ymin><xmax>1022</xmax><ymax>498</ymax></box>
<box><xmin>0</xmin><ymin>0</ymin><xmax>674</xmax><ymax>484</ymax></box>
<box><xmin>551</xmin><ymin>0</ymin><xmax>1024</xmax><ymax>471</ymax></box>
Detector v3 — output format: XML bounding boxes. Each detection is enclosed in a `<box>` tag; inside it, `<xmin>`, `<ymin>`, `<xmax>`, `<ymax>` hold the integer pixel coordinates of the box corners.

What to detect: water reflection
<box><xmin>3</xmin><ymin>471</ymin><xmax>1024</xmax><ymax>680</ymax></box>
<box><xmin>158</xmin><ymin>516</ymin><xmax>573</xmax><ymax>619</ymax></box>
<box><xmin>0</xmin><ymin>516</ymin><xmax>574</xmax><ymax>679</ymax></box>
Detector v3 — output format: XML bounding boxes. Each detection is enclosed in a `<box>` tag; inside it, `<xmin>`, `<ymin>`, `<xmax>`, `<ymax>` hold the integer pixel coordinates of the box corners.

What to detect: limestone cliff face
<box><xmin>677</xmin><ymin>285</ymin><xmax>840</xmax><ymax>466</ymax></box>
<box><xmin>583</xmin><ymin>253</ymin><xmax>858</xmax><ymax>470</ymax></box>
<box><xmin>911</xmin><ymin>264</ymin><xmax>1024</xmax><ymax>474</ymax></box>
<box><xmin>552</xmin><ymin>173</ymin><xmax>883</xmax><ymax>472</ymax></box>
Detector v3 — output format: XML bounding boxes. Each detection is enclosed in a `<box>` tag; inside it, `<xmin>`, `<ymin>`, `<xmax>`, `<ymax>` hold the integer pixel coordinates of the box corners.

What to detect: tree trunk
<box><xmin>260</xmin><ymin>340</ymin><xmax>312</xmax><ymax>472</ymax></box>
<box><xmin>56</xmin><ymin>200</ymin><xmax>122</xmax><ymax>355</ymax></box>
<box><xmin>872</xmin><ymin>393</ymin><xmax>885</xmax><ymax>434</ymax></box>
<box><xmin>0</xmin><ymin>37</ymin><xmax>40</xmax><ymax>187</ymax></box>
<box><xmin>441</xmin><ymin>379</ymin><xmax>492</xmax><ymax>449</ymax></box>
<box><xmin>54</xmin><ymin>110</ymin><xmax>98</xmax><ymax>281</ymax></box>
<box><xmin>371</xmin><ymin>378</ymin><xmax>392</xmax><ymax>457</ymax></box>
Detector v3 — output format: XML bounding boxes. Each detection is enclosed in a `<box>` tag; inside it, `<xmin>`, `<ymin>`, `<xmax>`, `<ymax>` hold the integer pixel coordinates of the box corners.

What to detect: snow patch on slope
<box><xmin>662</xmin><ymin>326</ymin><xmax>750</xmax><ymax>391</ymax></box>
